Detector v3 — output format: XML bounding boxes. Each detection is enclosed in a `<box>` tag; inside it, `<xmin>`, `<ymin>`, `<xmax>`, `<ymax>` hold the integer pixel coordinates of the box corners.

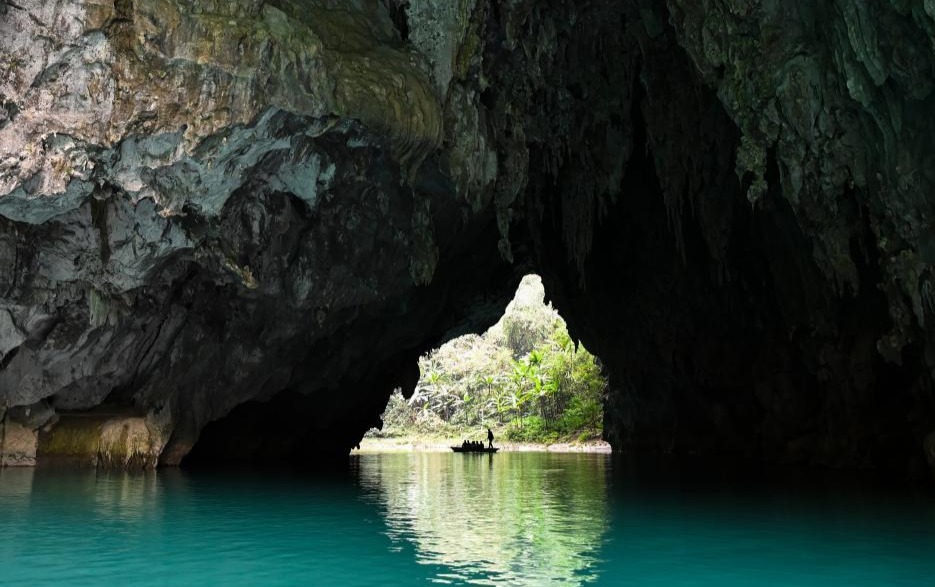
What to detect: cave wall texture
<box><xmin>1</xmin><ymin>0</ymin><xmax>935</xmax><ymax>476</ymax></box>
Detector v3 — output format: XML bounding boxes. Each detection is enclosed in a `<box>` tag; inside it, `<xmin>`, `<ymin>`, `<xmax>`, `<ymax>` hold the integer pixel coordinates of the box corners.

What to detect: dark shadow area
<box><xmin>180</xmin><ymin>195</ymin><xmax>529</xmax><ymax>468</ymax></box>
<box><xmin>182</xmin><ymin>390</ymin><xmax>356</xmax><ymax>469</ymax></box>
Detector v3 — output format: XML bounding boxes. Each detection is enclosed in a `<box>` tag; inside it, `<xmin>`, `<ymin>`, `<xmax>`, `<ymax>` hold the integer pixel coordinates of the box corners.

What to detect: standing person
<box><xmin>487</xmin><ymin>427</ymin><xmax>494</xmax><ymax>449</ymax></box>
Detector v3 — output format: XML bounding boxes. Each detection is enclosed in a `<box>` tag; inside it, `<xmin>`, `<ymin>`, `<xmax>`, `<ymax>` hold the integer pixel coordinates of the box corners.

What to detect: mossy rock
<box><xmin>38</xmin><ymin>412</ymin><xmax>162</xmax><ymax>469</ymax></box>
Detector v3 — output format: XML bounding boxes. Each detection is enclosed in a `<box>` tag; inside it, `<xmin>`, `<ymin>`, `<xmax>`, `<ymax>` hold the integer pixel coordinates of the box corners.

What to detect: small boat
<box><xmin>451</xmin><ymin>445</ymin><xmax>499</xmax><ymax>453</ymax></box>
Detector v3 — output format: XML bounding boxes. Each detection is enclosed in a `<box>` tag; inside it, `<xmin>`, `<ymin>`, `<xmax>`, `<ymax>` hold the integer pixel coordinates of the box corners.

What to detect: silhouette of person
<box><xmin>487</xmin><ymin>427</ymin><xmax>494</xmax><ymax>449</ymax></box>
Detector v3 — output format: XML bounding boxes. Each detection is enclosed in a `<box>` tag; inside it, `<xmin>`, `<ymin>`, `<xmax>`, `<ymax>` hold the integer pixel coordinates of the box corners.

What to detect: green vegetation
<box><xmin>370</xmin><ymin>452</ymin><xmax>609</xmax><ymax>584</ymax></box>
<box><xmin>369</xmin><ymin>275</ymin><xmax>606</xmax><ymax>444</ymax></box>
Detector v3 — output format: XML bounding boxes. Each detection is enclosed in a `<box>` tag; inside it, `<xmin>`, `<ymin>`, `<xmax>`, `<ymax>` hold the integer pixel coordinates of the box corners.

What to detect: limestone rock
<box><xmin>7</xmin><ymin>400</ymin><xmax>55</xmax><ymax>429</ymax></box>
<box><xmin>37</xmin><ymin>410</ymin><xmax>169</xmax><ymax>469</ymax></box>
<box><xmin>0</xmin><ymin>420</ymin><xmax>38</xmax><ymax>467</ymax></box>
<box><xmin>1</xmin><ymin>0</ymin><xmax>935</xmax><ymax>474</ymax></box>
<box><xmin>0</xmin><ymin>308</ymin><xmax>24</xmax><ymax>359</ymax></box>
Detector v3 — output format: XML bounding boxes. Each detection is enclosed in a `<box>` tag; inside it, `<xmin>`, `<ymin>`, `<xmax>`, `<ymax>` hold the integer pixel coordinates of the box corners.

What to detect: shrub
<box><xmin>369</xmin><ymin>274</ymin><xmax>607</xmax><ymax>444</ymax></box>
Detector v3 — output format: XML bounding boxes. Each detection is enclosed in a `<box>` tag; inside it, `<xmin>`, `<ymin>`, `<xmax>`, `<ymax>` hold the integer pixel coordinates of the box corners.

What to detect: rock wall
<box><xmin>0</xmin><ymin>416</ymin><xmax>38</xmax><ymax>466</ymax></box>
<box><xmin>0</xmin><ymin>0</ymin><xmax>522</xmax><ymax>467</ymax></box>
<box><xmin>506</xmin><ymin>0</ymin><xmax>935</xmax><ymax>475</ymax></box>
<box><xmin>1</xmin><ymin>0</ymin><xmax>934</xmax><ymax>476</ymax></box>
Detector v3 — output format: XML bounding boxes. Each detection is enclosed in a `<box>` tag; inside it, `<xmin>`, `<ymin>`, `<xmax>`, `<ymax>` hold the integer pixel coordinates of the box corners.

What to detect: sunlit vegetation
<box><xmin>361</xmin><ymin>452</ymin><xmax>610</xmax><ymax>584</ymax></box>
<box><xmin>369</xmin><ymin>276</ymin><xmax>606</xmax><ymax>444</ymax></box>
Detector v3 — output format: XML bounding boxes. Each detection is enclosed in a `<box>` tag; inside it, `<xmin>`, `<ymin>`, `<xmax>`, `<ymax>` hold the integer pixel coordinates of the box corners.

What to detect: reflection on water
<box><xmin>355</xmin><ymin>452</ymin><xmax>609</xmax><ymax>585</ymax></box>
<box><xmin>4</xmin><ymin>456</ymin><xmax>935</xmax><ymax>586</ymax></box>
<box><xmin>1</xmin><ymin>466</ymin><xmax>437</xmax><ymax>587</ymax></box>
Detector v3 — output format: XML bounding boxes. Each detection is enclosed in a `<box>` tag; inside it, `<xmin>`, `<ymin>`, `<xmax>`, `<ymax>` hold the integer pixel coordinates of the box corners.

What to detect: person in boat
<box><xmin>487</xmin><ymin>427</ymin><xmax>494</xmax><ymax>449</ymax></box>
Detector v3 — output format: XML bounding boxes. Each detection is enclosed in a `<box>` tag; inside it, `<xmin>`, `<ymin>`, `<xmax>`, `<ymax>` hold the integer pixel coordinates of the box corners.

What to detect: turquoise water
<box><xmin>2</xmin><ymin>453</ymin><xmax>935</xmax><ymax>586</ymax></box>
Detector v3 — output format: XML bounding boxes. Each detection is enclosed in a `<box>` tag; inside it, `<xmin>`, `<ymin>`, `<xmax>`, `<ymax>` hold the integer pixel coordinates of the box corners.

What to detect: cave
<box><xmin>2</xmin><ymin>0</ymin><xmax>935</xmax><ymax>481</ymax></box>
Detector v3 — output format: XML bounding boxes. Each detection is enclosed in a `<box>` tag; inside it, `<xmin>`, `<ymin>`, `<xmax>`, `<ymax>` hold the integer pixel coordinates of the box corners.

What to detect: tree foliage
<box><xmin>370</xmin><ymin>276</ymin><xmax>606</xmax><ymax>443</ymax></box>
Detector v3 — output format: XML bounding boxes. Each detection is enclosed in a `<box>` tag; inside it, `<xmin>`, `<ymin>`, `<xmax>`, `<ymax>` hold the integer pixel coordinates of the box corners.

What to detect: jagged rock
<box><xmin>0</xmin><ymin>0</ymin><xmax>496</xmax><ymax>468</ymax></box>
<box><xmin>0</xmin><ymin>308</ymin><xmax>25</xmax><ymax>359</ymax></box>
<box><xmin>0</xmin><ymin>0</ymin><xmax>934</xmax><ymax>476</ymax></box>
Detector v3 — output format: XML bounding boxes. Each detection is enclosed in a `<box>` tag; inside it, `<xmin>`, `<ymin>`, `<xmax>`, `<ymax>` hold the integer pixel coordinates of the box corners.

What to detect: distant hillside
<box><xmin>370</xmin><ymin>275</ymin><xmax>606</xmax><ymax>444</ymax></box>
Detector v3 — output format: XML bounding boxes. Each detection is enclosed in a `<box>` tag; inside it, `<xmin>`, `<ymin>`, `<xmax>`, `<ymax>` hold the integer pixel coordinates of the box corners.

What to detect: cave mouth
<box><xmin>363</xmin><ymin>274</ymin><xmax>608</xmax><ymax>450</ymax></box>
<box><xmin>182</xmin><ymin>274</ymin><xmax>609</xmax><ymax>467</ymax></box>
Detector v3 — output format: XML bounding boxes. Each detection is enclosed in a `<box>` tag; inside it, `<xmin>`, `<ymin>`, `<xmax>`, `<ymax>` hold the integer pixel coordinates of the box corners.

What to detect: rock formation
<box><xmin>1</xmin><ymin>0</ymin><xmax>934</xmax><ymax>476</ymax></box>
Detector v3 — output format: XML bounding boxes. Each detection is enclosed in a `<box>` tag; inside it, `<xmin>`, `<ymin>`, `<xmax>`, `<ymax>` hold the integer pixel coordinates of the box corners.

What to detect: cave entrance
<box><xmin>362</xmin><ymin>275</ymin><xmax>608</xmax><ymax>450</ymax></box>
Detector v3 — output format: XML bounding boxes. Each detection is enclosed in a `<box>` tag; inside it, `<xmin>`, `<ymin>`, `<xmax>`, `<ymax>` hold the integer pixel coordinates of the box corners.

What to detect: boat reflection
<box><xmin>356</xmin><ymin>452</ymin><xmax>610</xmax><ymax>586</ymax></box>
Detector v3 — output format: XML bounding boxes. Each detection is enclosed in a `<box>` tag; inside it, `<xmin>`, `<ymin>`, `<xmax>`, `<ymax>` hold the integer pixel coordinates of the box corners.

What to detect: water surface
<box><xmin>1</xmin><ymin>453</ymin><xmax>934</xmax><ymax>585</ymax></box>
